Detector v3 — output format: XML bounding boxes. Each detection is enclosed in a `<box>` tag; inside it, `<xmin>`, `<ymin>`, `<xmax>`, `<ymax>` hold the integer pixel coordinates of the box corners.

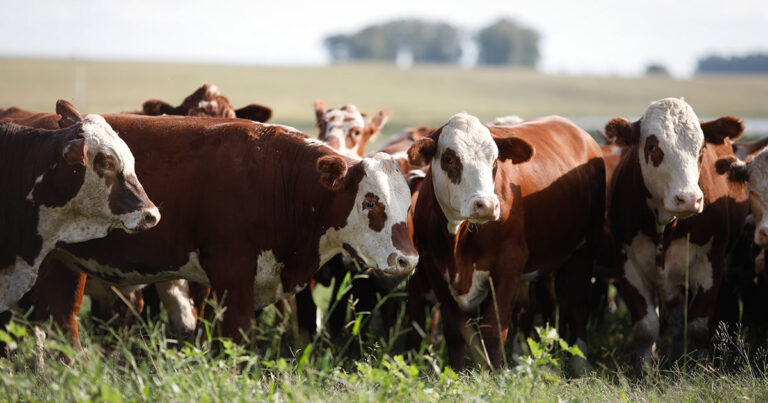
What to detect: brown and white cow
<box><xmin>6</xmin><ymin>113</ymin><xmax>417</xmax><ymax>344</ymax></box>
<box><xmin>0</xmin><ymin>101</ymin><xmax>159</xmax><ymax>314</ymax></box>
<box><xmin>140</xmin><ymin>83</ymin><xmax>272</xmax><ymax>122</ymax></box>
<box><xmin>605</xmin><ymin>97</ymin><xmax>748</xmax><ymax>368</ymax></box>
<box><xmin>407</xmin><ymin>113</ymin><xmax>605</xmax><ymax>370</ymax></box>
<box><xmin>314</xmin><ymin>100</ymin><xmax>389</xmax><ymax>158</ymax></box>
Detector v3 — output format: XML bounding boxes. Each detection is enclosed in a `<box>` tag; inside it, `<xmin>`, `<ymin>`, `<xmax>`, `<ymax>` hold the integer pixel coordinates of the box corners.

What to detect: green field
<box><xmin>3</xmin><ymin>58</ymin><xmax>768</xmax><ymax>401</ymax></box>
<box><xmin>2</xmin><ymin>58</ymin><xmax>768</xmax><ymax>146</ymax></box>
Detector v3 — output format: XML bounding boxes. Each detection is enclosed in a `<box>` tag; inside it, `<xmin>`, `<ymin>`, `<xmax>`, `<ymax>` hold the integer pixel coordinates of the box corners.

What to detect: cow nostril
<box><xmin>397</xmin><ymin>257</ymin><xmax>409</xmax><ymax>270</ymax></box>
<box><xmin>143</xmin><ymin>212</ymin><xmax>157</xmax><ymax>227</ymax></box>
<box><xmin>675</xmin><ymin>196</ymin><xmax>685</xmax><ymax>206</ymax></box>
<box><xmin>696</xmin><ymin>197</ymin><xmax>703</xmax><ymax>205</ymax></box>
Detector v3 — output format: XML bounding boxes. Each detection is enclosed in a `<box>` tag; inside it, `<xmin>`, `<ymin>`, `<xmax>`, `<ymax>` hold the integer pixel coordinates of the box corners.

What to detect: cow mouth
<box><xmin>342</xmin><ymin>243</ymin><xmax>372</xmax><ymax>271</ymax></box>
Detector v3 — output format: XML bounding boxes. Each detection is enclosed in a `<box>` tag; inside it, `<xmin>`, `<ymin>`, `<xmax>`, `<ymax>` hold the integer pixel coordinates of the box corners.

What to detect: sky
<box><xmin>1</xmin><ymin>0</ymin><xmax>766</xmax><ymax>77</ymax></box>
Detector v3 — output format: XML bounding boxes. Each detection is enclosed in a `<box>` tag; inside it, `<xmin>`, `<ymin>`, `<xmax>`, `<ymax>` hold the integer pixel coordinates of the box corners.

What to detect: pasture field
<box><xmin>3</xmin><ymin>59</ymin><xmax>768</xmax><ymax>401</ymax></box>
<box><xmin>2</xmin><ymin>58</ymin><xmax>768</xmax><ymax>147</ymax></box>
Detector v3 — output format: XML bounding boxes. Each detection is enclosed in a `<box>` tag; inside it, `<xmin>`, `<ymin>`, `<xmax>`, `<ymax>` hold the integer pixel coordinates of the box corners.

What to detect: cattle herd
<box><xmin>2</xmin><ymin>84</ymin><xmax>768</xmax><ymax>373</ymax></box>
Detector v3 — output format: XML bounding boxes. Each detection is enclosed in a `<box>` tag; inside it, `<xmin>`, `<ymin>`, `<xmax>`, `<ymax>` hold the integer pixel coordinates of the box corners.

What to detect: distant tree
<box><xmin>323</xmin><ymin>19</ymin><xmax>462</xmax><ymax>64</ymax></box>
<box><xmin>645</xmin><ymin>63</ymin><xmax>670</xmax><ymax>77</ymax></box>
<box><xmin>475</xmin><ymin>19</ymin><xmax>540</xmax><ymax>68</ymax></box>
<box><xmin>697</xmin><ymin>53</ymin><xmax>768</xmax><ymax>74</ymax></box>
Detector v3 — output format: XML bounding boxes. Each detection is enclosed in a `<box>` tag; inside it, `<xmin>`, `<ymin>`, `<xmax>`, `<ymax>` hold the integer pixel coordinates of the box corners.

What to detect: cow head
<box><xmin>317</xmin><ymin>152</ymin><xmax>417</xmax><ymax>276</ymax></box>
<box><xmin>605</xmin><ymin>98</ymin><xmax>741</xmax><ymax>226</ymax></box>
<box><xmin>716</xmin><ymin>147</ymin><xmax>768</xmax><ymax>249</ymax></box>
<box><xmin>314</xmin><ymin>100</ymin><xmax>389</xmax><ymax>158</ymax></box>
<box><xmin>142</xmin><ymin>84</ymin><xmax>272</xmax><ymax>122</ymax></box>
<box><xmin>53</xmin><ymin>100</ymin><xmax>160</xmax><ymax>239</ymax></box>
<box><xmin>407</xmin><ymin>113</ymin><xmax>534</xmax><ymax>234</ymax></box>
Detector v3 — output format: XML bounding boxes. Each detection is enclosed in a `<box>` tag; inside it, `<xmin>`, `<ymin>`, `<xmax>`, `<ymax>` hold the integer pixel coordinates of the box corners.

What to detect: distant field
<box><xmin>2</xmin><ymin>58</ymin><xmax>768</xmax><ymax>146</ymax></box>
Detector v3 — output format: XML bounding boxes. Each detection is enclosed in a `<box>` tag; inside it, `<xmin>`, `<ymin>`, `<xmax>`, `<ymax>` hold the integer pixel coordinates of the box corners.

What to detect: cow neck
<box><xmin>611</xmin><ymin>145</ymin><xmax>677</xmax><ymax>270</ymax></box>
<box><xmin>0</xmin><ymin>124</ymin><xmax>70</xmax><ymax>267</ymax></box>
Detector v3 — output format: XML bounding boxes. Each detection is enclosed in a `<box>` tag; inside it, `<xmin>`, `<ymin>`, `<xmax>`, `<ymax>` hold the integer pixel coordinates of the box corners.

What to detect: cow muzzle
<box><xmin>121</xmin><ymin>206</ymin><xmax>161</xmax><ymax>233</ymax></box>
<box><xmin>467</xmin><ymin>196</ymin><xmax>500</xmax><ymax>223</ymax></box>
<box><xmin>382</xmin><ymin>253</ymin><xmax>418</xmax><ymax>276</ymax></box>
<box><xmin>666</xmin><ymin>191</ymin><xmax>704</xmax><ymax>219</ymax></box>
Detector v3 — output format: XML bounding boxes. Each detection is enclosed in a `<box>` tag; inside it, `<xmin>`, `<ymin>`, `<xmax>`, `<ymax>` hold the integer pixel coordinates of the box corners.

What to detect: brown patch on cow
<box><xmin>492</xmin><ymin>136</ymin><xmax>535</xmax><ymax>164</ymax></box>
<box><xmin>605</xmin><ymin>117</ymin><xmax>640</xmax><ymax>147</ymax></box>
<box><xmin>234</xmin><ymin>104</ymin><xmax>272</xmax><ymax>123</ymax></box>
<box><xmin>346</xmin><ymin>129</ymin><xmax>358</xmax><ymax>149</ymax></box>
<box><xmin>715</xmin><ymin>156</ymin><xmax>749</xmax><ymax>183</ymax></box>
<box><xmin>63</xmin><ymin>137</ymin><xmax>88</xmax><ymax>166</ymax></box>
<box><xmin>363</xmin><ymin>192</ymin><xmax>386</xmax><ymax>231</ymax></box>
<box><xmin>644</xmin><ymin>135</ymin><xmax>664</xmax><ymax>167</ymax></box>
<box><xmin>391</xmin><ymin>222</ymin><xmax>417</xmax><ymax>256</ymax></box>
<box><xmin>108</xmin><ymin>174</ymin><xmax>151</xmax><ymax>215</ymax></box>
<box><xmin>440</xmin><ymin>148</ymin><xmax>463</xmax><ymax>184</ymax></box>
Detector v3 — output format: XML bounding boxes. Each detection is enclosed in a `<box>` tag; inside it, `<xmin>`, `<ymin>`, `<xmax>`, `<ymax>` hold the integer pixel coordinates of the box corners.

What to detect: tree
<box><xmin>645</xmin><ymin>63</ymin><xmax>670</xmax><ymax>77</ymax></box>
<box><xmin>476</xmin><ymin>19</ymin><xmax>540</xmax><ymax>68</ymax></box>
<box><xmin>323</xmin><ymin>19</ymin><xmax>462</xmax><ymax>64</ymax></box>
<box><xmin>696</xmin><ymin>53</ymin><xmax>768</xmax><ymax>74</ymax></box>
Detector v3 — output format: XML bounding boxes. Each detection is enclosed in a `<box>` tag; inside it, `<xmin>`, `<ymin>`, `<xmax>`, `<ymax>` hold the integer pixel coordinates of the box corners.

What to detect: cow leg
<box><xmin>155</xmin><ymin>280</ymin><xmax>197</xmax><ymax>339</ymax></box>
<box><xmin>204</xmin><ymin>253</ymin><xmax>257</xmax><ymax>347</ymax></box>
<box><xmin>425</xmin><ymin>266</ymin><xmax>467</xmax><ymax>370</ymax></box>
<box><xmin>406</xmin><ymin>263</ymin><xmax>432</xmax><ymax>349</ymax></box>
<box><xmin>686</xmin><ymin>270</ymin><xmax>724</xmax><ymax>358</ymax></box>
<box><xmin>617</xmin><ymin>263</ymin><xmax>659</xmax><ymax>370</ymax></box>
<box><xmin>477</xmin><ymin>271</ymin><xmax>520</xmax><ymax>369</ymax></box>
<box><xmin>557</xmin><ymin>245</ymin><xmax>593</xmax><ymax>365</ymax></box>
<box><xmin>24</xmin><ymin>257</ymin><xmax>87</xmax><ymax>349</ymax></box>
<box><xmin>294</xmin><ymin>287</ymin><xmax>317</xmax><ymax>336</ymax></box>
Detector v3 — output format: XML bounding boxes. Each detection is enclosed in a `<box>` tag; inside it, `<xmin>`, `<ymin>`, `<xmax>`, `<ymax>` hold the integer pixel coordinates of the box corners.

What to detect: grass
<box><xmin>2</xmin><ymin>278</ymin><xmax>768</xmax><ymax>402</ymax></box>
<box><xmin>2</xmin><ymin>58</ymin><xmax>768</xmax><ymax>149</ymax></box>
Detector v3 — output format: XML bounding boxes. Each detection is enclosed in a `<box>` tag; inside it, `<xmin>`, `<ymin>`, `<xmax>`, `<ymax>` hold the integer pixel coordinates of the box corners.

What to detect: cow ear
<box><xmin>314</xmin><ymin>100</ymin><xmax>327</xmax><ymax>137</ymax></box>
<box><xmin>235</xmin><ymin>104</ymin><xmax>272</xmax><ymax>122</ymax></box>
<box><xmin>494</xmin><ymin>136</ymin><xmax>534</xmax><ymax>164</ymax></box>
<box><xmin>369</xmin><ymin>109</ymin><xmax>390</xmax><ymax>132</ymax></box>
<box><xmin>701</xmin><ymin>116</ymin><xmax>744</xmax><ymax>145</ymax></box>
<box><xmin>317</xmin><ymin>155</ymin><xmax>348</xmax><ymax>191</ymax></box>
<box><xmin>56</xmin><ymin>99</ymin><xmax>83</xmax><ymax>128</ymax></box>
<box><xmin>63</xmin><ymin>137</ymin><xmax>88</xmax><ymax>166</ymax></box>
<box><xmin>605</xmin><ymin>117</ymin><xmax>640</xmax><ymax>147</ymax></box>
<box><xmin>408</xmin><ymin>138</ymin><xmax>437</xmax><ymax>167</ymax></box>
<box><xmin>715</xmin><ymin>155</ymin><xmax>749</xmax><ymax>183</ymax></box>
<box><xmin>142</xmin><ymin>99</ymin><xmax>175</xmax><ymax>116</ymax></box>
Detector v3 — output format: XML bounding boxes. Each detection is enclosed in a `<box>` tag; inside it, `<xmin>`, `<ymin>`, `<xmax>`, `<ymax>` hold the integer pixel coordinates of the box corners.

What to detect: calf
<box><xmin>0</xmin><ymin>101</ymin><xmax>159</xmax><ymax>316</ymax></box>
<box><xmin>140</xmin><ymin>83</ymin><xmax>272</xmax><ymax>122</ymax></box>
<box><xmin>605</xmin><ymin>98</ymin><xmax>747</xmax><ymax>368</ymax></box>
<box><xmin>9</xmin><ymin>113</ymin><xmax>417</xmax><ymax>344</ymax></box>
<box><xmin>313</xmin><ymin>100</ymin><xmax>389</xmax><ymax>158</ymax></box>
<box><xmin>408</xmin><ymin>113</ymin><xmax>605</xmax><ymax>370</ymax></box>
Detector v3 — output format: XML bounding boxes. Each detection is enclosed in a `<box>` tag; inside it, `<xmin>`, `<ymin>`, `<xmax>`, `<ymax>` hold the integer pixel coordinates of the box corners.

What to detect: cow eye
<box><xmin>364</xmin><ymin>200</ymin><xmax>376</xmax><ymax>209</ymax></box>
<box><xmin>443</xmin><ymin>155</ymin><xmax>452</xmax><ymax>164</ymax></box>
<box><xmin>99</xmin><ymin>159</ymin><xmax>116</xmax><ymax>171</ymax></box>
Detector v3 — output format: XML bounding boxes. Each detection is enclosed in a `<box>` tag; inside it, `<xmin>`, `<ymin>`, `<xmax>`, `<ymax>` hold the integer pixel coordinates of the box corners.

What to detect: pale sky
<box><xmin>1</xmin><ymin>0</ymin><xmax>766</xmax><ymax>77</ymax></box>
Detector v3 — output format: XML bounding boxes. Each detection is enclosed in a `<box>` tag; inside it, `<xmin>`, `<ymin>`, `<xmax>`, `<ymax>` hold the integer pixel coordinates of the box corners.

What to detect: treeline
<box><xmin>324</xmin><ymin>18</ymin><xmax>540</xmax><ymax>68</ymax></box>
<box><xmin>697</xmin><ymin>53</ymin><xmax>768</xmax><ymax>74</ymax></box>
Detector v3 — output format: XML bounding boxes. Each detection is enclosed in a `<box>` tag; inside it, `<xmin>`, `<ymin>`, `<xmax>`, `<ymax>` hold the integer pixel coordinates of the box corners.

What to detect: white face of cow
<box><xmin>344</xmin><ymin>153</ymin><xmax>417</xmax><ymax>275</ymax></box>
<box><xmin>41</xmin><ymin>114</ymin><xmax>160</xmax><ymax>243</ymax></box>
<box><xmin>318</xmin><ymin>104</ymin><xmax>366</xmax><ymax>158</ymax></box>
<box><xmin>638</xmin><ymin>98</ymin><xmax>705</xmax><ymax>224</ymax></box>
<box><xmin>318</xmin><ymin>153</ymin><xmax>418</xmax><ymax>276</ymax></box>
<box><xmin>431</xmin><ymin>113</ymin><xmax>501</xmax><ymax>233</ymax></box>
<box><xmin>724</xmin><ymin>150</ymin><xmax>768</xmax><ymax>247</ymax></box>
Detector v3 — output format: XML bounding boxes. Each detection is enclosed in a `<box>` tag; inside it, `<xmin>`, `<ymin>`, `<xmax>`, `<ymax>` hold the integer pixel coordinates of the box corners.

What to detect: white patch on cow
<box><xmin>302</xmin><ymin>136</ymin><xmax>335</xmax><ymax>150</ymax></box>
<box><xmin>0</xmin><ymin>258</ymin><xmax>39</xmax><ymax>312</ymax></box>
<box><xmin>253</xmin><ymin>250</ymin><xmax>286</xmax><ymax>310</ymax></box>
<box><xmin>156</xmin><ymin>280</ymin><xmax>197</xmax><ymax>335</ymax></box>
<box><xmin>637</xmin><ymin>98</ymin><xmax>705</xmax><ymax>224</ymax></box>
<box><xmin>432</xmin><ymin>113</ymin><xmax>500</xmax><ymax>234</ymax></box>
<box><xmin>319</xmin><ymin>105</ymin><xmax>366</xmax><ymax>158</ymax></box>
<box><xmin>687</xmin><ymin>317</ymin><xmax>709</xmax><ymax>337</ymax></box>
<box><xmin>659</xmin><ymin>236</ymin><xmax>714</xmax><ymax>302</ymax></box>
<box><xmin>449</xmin><ymin>269</ymin><xmax>490</xmax><ymax>312</ymax></box>
<box><xmin>489</xmin><ymin>115</ymin><xmax>524</xmax><ymax>126</ymax></box>
<box><xmin>197</xmin><ymin>100</ymin><xmax>218</xmax><ymax>109</ymax></box>
<box><xmin>25</xmin><ymin>172</ymin><xmax>45</xmax><ymax>201</ymax></box>
<box><xmin>317</xmin><ymin>153</ymin><xmax>417</xmax><ymax>276</ymax></box>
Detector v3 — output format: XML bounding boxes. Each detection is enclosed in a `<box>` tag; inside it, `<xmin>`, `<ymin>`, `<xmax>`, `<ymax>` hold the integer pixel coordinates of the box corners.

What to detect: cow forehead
<box><xmin>438</xmin><ymin>113</ymin><xmax>497</xmax><ymax>162</ymax></box>
<box><xmin>325</xmin><ymin>106</ymin><xmax>365</xmax><ymax>130</ymax></box>
<box><xmin>360</xmin><ymin>154</ymin><xmax>411</xmax><ymax>216</ymax></box>
<box><xmin>641</xmin><ymin>98</ymin><xmax>703</xmax><ymax>148</ymax></box>
<box><xmin>80</xmin><ymin>114</ymin><xmax>135</xmax><ymax>173</ymax></box>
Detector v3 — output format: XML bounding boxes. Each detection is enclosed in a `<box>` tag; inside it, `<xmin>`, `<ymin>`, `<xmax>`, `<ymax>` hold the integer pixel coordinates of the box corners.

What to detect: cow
<box><xmin>407</xmin><ymin>113</ymin><xmax>605</xmax><ymax>370</ymax></box>
<box><xmin>313</xmin><ymin>100</ymin><xmax>389</xmax><ymax>158</ymax></box>
<box><xmin>140</xmin><ymin>83</ymin><xmax>273</xmax><ymax>123</ymax></box>
<box><xmin>0</xmin><ymin>100</ymin><xmax>159</xmax><ymax>324</ymax></box>
<box><xmin>5</xmin><ymin>112</ymin><xmax>418</xmax><ymax>346</ymax></box>
<box><xmin>605</xmin><ymin>97</ymin><xmax>748</xmax><ymax>369</ymax></box>
<box><xmin>716</xmin><ymin>146</ymin><xmax>768</xmax><ymax>343</ymax></box>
